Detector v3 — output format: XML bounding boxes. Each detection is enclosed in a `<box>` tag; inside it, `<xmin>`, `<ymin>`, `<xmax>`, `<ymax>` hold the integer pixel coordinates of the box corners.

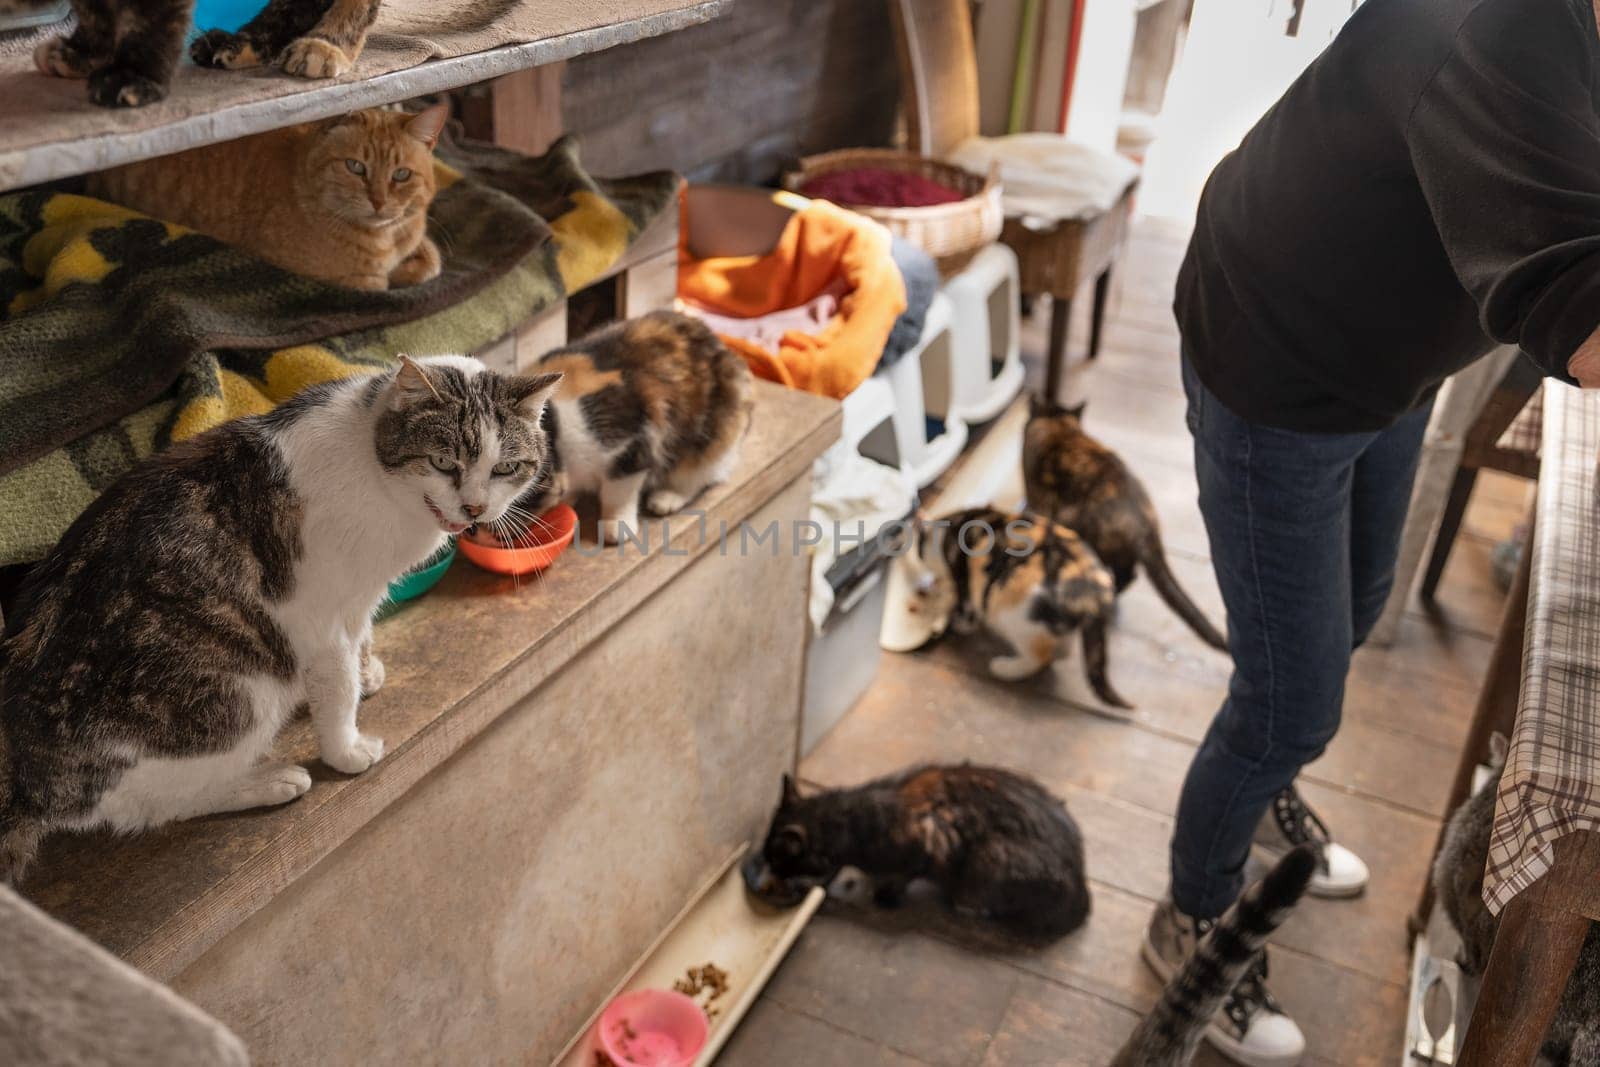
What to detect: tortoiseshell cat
<box><xmin>517</xmin><ymin>312</ymin><xmax>755</xmax><ymax>545</ymax></box>
<box><xmin>1023</xmin><ymin>395</ymin><xmax>1229</xmax><ymax>652</ymax></box>
<box><xmin>89</xmin><ymin>105</ymin><xmax>446</xmax><ymax>291</ymax></box>
<box><xmin>1434</xmin><ymin>734</ymin><xmax>1600</xmax><ymax>1064</ymax></box>
<box><xmin>903</xmin><ymin>506</ymin><xmax>1129</xmax><ymax>708</ymax></box>
<box><xmin>1112</xmin><ymin>846</ymin><xmax>1317</xmax><ymax>1066</ymax></box>
<box><xmin>0</xmin><ymin>356</ymin><xmax>561</xmax><ymax>886</ymax></box>
<box><xmin>14</xmin><ymin>0</ymin><xmax>191</xmax><ymax>107</ymax></box>
<box><xmin>746</xmin><ymin>765</ymin><xmax>1091</xmax><ymax>944</ymax></box>
<box><xmin>192</xmin><ymin>0</ymin><xmax>383</xmax><ymax>80</ymax></box>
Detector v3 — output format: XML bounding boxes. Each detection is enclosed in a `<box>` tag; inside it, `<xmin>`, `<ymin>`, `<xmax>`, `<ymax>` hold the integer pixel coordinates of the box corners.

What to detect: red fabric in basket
<box><xmin>801</xmin><ymin>167</ymin><xmax>965</xmax><ymax>208</ymax></box>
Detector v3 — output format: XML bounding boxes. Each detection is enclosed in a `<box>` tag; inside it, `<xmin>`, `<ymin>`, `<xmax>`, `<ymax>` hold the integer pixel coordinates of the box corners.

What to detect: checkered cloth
<box><xmin>1484</xmin><ymin>382</ymin><xmax>1600</xmax><ymax>915</ymax></box>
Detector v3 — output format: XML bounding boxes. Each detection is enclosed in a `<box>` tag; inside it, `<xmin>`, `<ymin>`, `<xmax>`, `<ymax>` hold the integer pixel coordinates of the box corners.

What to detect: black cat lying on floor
<box><xmin>743</xmin><ymin>764</ymin><xmax>1090</xmax><ymax>945</ymax></box>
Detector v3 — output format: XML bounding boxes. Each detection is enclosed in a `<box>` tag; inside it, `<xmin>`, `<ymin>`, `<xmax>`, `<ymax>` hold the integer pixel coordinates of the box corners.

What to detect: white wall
<box><xmin>1063</xmin><ymin>0</ymin><xmax>1139</xmax><ymax>152</ymax></box>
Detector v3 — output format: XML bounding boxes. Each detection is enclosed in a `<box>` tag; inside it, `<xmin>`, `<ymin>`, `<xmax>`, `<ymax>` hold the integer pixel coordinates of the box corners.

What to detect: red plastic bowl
<box><xmin>456</xmin><ymin>504</ymin><xmax>577</xmax><ymax>576</ymax></box>
<box><xmin>598</xmin><ymin>989</ymin><xmax>708</xmax><ymax>1067</ymax></box>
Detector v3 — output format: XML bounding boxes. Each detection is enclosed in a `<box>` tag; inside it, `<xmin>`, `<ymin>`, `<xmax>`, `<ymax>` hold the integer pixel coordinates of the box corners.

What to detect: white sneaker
<box><xmin>1253</xmin><ymin>785</ymin><xmax>1369</xmax><ymax>898</ymax></box>
<box><xmin>1143</xmin><ymin>899</ymin><xmax>1306</xmax><ymax>1067</ymax></box>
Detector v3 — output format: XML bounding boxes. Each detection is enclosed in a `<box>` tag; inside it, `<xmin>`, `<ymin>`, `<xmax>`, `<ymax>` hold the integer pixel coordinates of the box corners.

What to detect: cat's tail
<box><xmin>1140</xmin><ymin>535</ymin><xmax>1229</xmax><ymax>652</ymax></box>
<box><xmin>1110</xmin><ymin>845</ymin><xmax>1317</xmax><ymax>1067</ymax></box>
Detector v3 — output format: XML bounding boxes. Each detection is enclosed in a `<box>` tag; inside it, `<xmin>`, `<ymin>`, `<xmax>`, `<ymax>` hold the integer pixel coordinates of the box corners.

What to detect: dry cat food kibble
<box><xmin>672</xmin><ymin>962</ymin><xmax>731</xmax><ymax>1005</ymax></box>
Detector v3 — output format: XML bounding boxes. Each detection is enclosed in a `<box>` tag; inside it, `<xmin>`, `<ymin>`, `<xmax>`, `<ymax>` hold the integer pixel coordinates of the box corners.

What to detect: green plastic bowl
<box><xmin>377</xmin><ymin>539</ymin><xmax>457</xmax><ymax>618</ymax></box>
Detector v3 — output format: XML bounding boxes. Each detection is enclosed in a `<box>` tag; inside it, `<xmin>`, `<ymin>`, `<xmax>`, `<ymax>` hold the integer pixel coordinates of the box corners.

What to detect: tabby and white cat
<box><xmin>0</xmin><ymin>356</ymin><xmax>561</xmax><ymax>886</ymax></box>
<box><xmin>1023</xmin><ymin>395</ymin><xmax>1229</xmax><ymax>652</ymax></box>
<box><xmin>88</xmin><ymin>105</ymin><xmax>447</xmax><ymax>291</ymax></box>
<box><xmin>518</xmin><ymin>311</ymin><xmax>755</xmax><ymax>545</ymax></box>
<box><xmin>1434</xmin><ymin>734</ymin><xmax>1600</xmax><ymax>1064</ymax></box>
<box><xmin>1111</xmin><ymin>846</ymin><xmax>1317</xmax><ymax>1066</ymax></box>
<box><xmin>903</xmin><ymin>506</ymin><xmax>1129</xmax><ymax>707</ymax></box>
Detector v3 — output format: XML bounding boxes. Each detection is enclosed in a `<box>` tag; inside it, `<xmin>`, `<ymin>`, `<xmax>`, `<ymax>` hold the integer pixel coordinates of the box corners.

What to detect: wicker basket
<box><xmin>785</xmin><ymin>148</ymin><xmax>1002</xmax><ymax>277</ymax></box>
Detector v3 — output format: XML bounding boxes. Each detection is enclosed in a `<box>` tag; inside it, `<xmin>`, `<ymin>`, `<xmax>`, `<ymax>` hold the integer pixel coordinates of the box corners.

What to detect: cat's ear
<box><xmin>1489</xmin><ymin>731</ymin><xmax>1509</xmax><ymax>766</ymax></box>
<box><xmin>1028</xmin><ymin>392</ymin><xmax>1050</xmax><ymax>418</ymax></box>
<box><xmin>772</xmin><ymin>824</ymin><xmax>807</xmax><ymax>859</ymax></box>
<box><xmin>405</xmin><ymin>104</ymin><xmax>449</xmax><ymax>150</ymax></box>
<box><xmin>1065</xmin><ymin>400</ymin><xmax>1088</xmax><ymax>420</ymax></box>
<box><xmin>391</xmin><ymin>355</ymin><xmax>443</xmax><ymax>409</ymax></box>
<box><xmin>781</xmin><ymin>773</ymin><xmax>802</xmax><ymax>808</ymax></box>
<box><xmin>503</xmin><ymin>371</ymin><xmax>563</xmax><ymax>419</ymax></box>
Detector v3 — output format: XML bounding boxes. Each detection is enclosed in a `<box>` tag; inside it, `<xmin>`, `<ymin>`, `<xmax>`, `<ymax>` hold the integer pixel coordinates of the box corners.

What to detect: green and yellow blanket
<box><xmin>0</xmin><ymin>136</ymin><xmax>678</xmax><ymax>567</ymax></box>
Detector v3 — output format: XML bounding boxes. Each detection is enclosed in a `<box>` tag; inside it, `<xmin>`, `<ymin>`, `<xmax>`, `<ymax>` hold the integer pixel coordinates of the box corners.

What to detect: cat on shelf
<box><xmin>746</xmin><ymin>765</ymin><xmax>1091</xmax><ymax>945</ymax></box>
<box><xmin>191</xmin><ymin>0</ymin><xmax>384</xmax><ymax>80</ymax></box>
<box><xmin>1023</xmin><ymin>394</ymin><xmax>1230</xmax><ymax>653</ymax></box>
<box><xmin>901</xmin><ymin>505</ymin><xmax>1130</xmax><ymax>707</ymax></box>
<box><xmin>10</xmin><ymin>0</ymin><xmax>192</xmax><ymax>107</ymax></box>
<box><xmin>516</xmin><ymin>311</ymin><xmax>755</xmax><ymax>546</ymax></box>
<box><xmin>87</xmin><ymin>104</ymin><xmax>447</xmax><ymax>291</ymax></box>
<box><xmin>0</xmin><ymin>356</ymin><xmax>561</xmax><ymax>887</ymax></box>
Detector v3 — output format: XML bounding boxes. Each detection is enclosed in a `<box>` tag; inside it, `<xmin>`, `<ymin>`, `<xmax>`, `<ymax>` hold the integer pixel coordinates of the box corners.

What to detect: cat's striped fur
<box><xmin>908</xmin><ymin>506</ymin><xmax>1129</xmax><ymax>708</ymax></box>
<box><xmin>1111</xmin><ymin>846</ymin><xmax>1317</xmax><ymax>1067</ymax></box>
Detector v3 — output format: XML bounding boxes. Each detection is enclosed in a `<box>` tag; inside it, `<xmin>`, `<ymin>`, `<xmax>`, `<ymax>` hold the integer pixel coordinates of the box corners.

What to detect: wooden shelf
<box><xmin>18</xmin><ymin>380</ymin><xmax>839</xmax><ymax>984</ymax></box>
<box><xmin>0</xmin><ymin>0</ymin><xmax>728</xmax><ymax>192</ymax></box>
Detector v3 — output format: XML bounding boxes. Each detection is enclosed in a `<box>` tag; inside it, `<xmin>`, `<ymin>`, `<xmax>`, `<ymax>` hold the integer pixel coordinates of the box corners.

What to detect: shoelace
<box><xmin>1272</xmin><ymin>786</ymin><xmax>1332</xmax><ymax>847</ymax></box>
<box><xmin>1222</xmin><ymin>949</ymin><xmax>1282</xmax><ymax>1031</ymax></box>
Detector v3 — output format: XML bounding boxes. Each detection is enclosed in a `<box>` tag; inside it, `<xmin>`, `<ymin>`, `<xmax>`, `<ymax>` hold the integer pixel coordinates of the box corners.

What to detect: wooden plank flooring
<box><xmin>722</xmin><ymin>219</ymin><xmax>1524</xmax><ymax>1066</ymax></box>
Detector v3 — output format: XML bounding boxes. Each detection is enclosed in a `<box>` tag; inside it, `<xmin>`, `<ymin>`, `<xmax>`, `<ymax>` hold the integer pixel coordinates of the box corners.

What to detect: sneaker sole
<box><xmin>1250</xmin><ymin>844</ymin><xmax>1366</xmax><ymax>899</ymax></box>
<box><xmin>1139</xmin><ymin>930</ymin><xmax>1303</xmax><ymax>1067</ymax></box>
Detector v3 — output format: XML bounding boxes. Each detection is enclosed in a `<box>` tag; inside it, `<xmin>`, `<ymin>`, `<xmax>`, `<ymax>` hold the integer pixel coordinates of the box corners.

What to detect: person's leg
<box><xmin>1350</xmin><ymin>400</ymin><xmax>1434</xmax><ymax>647</ymax></box>
<box><xmin>1171</xmin><ymin>356</ymin><xmax>1373</xmax><ymax>920</ymax></box>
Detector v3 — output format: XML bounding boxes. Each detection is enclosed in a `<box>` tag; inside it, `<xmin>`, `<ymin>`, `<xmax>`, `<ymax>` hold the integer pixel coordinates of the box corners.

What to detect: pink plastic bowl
<box><xmin>456</xmin><ymin>504</ymin><xmax>577</xmax><ymax>576</ymax></box>
<box><xmin>598</xmin><ymin>989</ymin><xmax>708</xmax><ymax>1067</ymax></box>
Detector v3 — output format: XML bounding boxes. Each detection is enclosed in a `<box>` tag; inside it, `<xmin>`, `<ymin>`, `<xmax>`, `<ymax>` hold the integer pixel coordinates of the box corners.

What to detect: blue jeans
<box><xmin>1171</xmin><ymin>355</ymin><xmax>1432</xmax><ymax>919</ymax></box>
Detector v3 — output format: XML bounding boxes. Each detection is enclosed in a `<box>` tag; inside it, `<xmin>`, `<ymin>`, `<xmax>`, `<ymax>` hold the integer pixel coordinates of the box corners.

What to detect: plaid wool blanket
<box><xmin>0</xmin><ymin>136</ymin><xmax>678</xmax><ymax>567</ymax></box>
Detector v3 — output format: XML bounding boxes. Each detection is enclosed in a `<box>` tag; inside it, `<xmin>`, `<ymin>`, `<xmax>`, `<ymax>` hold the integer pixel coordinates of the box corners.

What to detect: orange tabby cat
<box><xmin>87</xmin><ymin>104</ymin><xmax>446</xmax><ymax>291</ymax></box>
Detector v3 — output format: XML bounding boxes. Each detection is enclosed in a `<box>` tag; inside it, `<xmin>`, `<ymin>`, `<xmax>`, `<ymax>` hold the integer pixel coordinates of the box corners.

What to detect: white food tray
<box><xmin>552</xmin><ymin>845</ymin><xmax>824</xmax><ymax>1066</ymax></box>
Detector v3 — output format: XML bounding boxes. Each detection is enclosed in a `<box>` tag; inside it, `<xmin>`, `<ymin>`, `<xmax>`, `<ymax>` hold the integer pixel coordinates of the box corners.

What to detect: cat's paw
<box><xmin>389</xmin><ymin>240</ymin><xmax>442</xmax><ymax>288</ymax></box>
<box><xmin>232</xmin><ymin>763</ymin><xmax>314</xmax><ymax>810</ymax></box>
<box><xmin>87</xmin><ymin>67</ymin><xmax>167</xmax><ymax>108</ymax></box>
<box><xmin>598</xmin><ymin>517</ymin><xmax>638</xmax><ymax>546</ymax></box>
<box><xmin>281</xmin><ymin>37</ymin><xmax>353</xmax><ymax>79</ymax></box>
<box><xmin>644</xmin><ymin>489</ymin><xmax>689</xmax><ymax>516</ymax></box>
<box><xmin>359</xmin><ymin>652</ymin><xmax>386</xmax><ymax>698</ymax></box>
<box><xmin>321</xmin><ymin>733</ymin><xmax>385</xmax><ymax>774</ymax></box>
<box><xmin>989</xmin><ymin>654</ymin><xmax>1047</xmax><ymax>681</ymax></box>
<box><xmin>34</xmin><ymin>37</ymin><xmax>96</xmax><ymax>79</ymax></box>
<box><xmin>190</xmin><ymin>29</ymin><xmax>263</xmax><ymax>69</ymax></box>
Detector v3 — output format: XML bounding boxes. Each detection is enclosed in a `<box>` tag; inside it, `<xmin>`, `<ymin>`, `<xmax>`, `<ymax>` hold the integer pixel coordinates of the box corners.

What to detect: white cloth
<box><xmin>807</xmin><ymin>448</ymin><xmax>914</xmax><ymax>631</ymax></box>
<box><xmin>948</xmin><ymin>134</ymin><xmax>1139</xmax><ymax>225</ymax></box>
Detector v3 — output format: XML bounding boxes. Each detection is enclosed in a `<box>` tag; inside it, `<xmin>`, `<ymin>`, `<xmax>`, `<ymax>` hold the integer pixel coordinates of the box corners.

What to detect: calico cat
<box><xmin>1023</xmin><ymin>395</ymin><xmax>1229</xmax><ymax>652</ymax></box>
<box><xmin>747</xmin><ymin>765</ymin><xmax>1091</xmax><ymax>944</ymax></box>
<box><xmin>517</xmin><ymin>312</ymin><xmax>755</xmax><ymax>545</ymax></box>
<box><xmin>14</xmin><ymin>0</ymin><xmax>192</xmax><ymax>107</ymax></box>
<box><xmin>0</xmin><ymin>356</ymin><xmax>561</xmax><ymax>886</ymax></box>
<box><xmin>88</xmin><ymin>105</ymin><xmax>446</xmax><ymax>291</ymax></box>
<box><xmin>904</xmin><ymin>506</ymin><xmax>1129</xmax><ymax>708</ymax></box>
<box><xmin>1111</xmin><ymin>845</ymin><xmax>1317</xmax><ymax>1067</ymax></box>
<box><xmin>191</xmin><ymin>0</ymin><xmax>383</xmax><ymax>80</ymax></box>
<box><xmin>1434</xmin><ymin>734</ymin><xmax>1600</xmax><ymax>1065</ymax></box>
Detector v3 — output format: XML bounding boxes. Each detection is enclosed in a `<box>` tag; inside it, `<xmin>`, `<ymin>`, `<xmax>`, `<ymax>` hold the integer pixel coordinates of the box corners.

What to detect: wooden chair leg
<box><xmin>1457</xmin><ymin>835</ymin><xmax>1600</xmax><ymax>1066</ymax></box>
<box><xmin>1045</xmin><ymin>297</ymin><xmax>1072</xmax><ymax>402</ymax></box>
<box><xmin>1088</xmin><ymin>267</ymin><xmax>1112</xmax><ymax>360</ymax></box>
<box><xmin>1411</xmin><ymin>504</ymin><xmax>1532</xmax><ymax>935</ymax></box>
<box><xmin>1420</xmin><ymin>466</ymin><xmax>1480</xmax><ymax>602</ymax></box>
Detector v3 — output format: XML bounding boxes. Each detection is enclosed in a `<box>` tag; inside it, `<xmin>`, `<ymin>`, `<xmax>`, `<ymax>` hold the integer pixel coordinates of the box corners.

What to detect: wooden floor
<box><xmin>720</xmin><ymin>219</ymin><xmax>1529</xmax><ymax>1066</ymax></box>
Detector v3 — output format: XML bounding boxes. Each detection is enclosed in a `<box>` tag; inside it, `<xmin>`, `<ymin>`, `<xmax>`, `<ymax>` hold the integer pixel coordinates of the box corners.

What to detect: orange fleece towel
<box><xmin>679</xmin><ymin>198</ymin><xmax>907</xmax><ymax>399</ymax></box>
